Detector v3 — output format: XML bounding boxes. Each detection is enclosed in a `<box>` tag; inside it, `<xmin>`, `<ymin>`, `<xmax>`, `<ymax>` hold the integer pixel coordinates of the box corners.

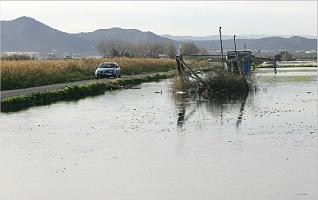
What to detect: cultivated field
<box><xmin>1</xmin><ymin>57</ymin><xmax>209</xmax><ymax>90</ymax></box>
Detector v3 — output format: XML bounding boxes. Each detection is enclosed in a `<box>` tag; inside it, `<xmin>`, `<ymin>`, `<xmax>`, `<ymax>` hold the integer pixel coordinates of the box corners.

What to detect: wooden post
<box><xmin>273</xmin><ymin>60</ymin><xmax>277</xmax><ymax>74</ymax></box>
<box><xmin>176</xmin><ymin>56</ymin><xmax>182</xmax><ymax>74</ymax></box>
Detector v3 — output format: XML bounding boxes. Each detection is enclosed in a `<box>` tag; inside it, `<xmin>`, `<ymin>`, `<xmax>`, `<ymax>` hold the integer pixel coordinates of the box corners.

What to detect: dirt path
<box><xmin>1</xmin><ymin>73</ymin><xmax>164</xmax><ymax>100</ymax></box>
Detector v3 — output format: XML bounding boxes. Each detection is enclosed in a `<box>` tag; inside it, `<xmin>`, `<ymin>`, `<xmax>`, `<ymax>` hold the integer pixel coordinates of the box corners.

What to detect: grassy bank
<box><xmin>255</xmin><ymin>64</ymin><xmax>317</xmax><ymax>68</ymax></box>
<box><xmin>1</xmin><ymin>72</ymin><xmax>174</xmax><ymax>113</ymax></box>
<box><xmin>1</xmin><ymin>57</ymin><xmax>208</xmax><ymax>90</ymax></box>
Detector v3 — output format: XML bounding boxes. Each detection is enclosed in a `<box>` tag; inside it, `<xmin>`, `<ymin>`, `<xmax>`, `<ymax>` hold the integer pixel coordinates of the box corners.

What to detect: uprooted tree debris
<box><xmin>174</xmin><ymin>54</ymin><xmax>252</xmax><ymax>100</ymax></box>
<box><xmin>174</xmin><ymin>28</ymin><xmax>277</xmax><ymax>100</ymax></box>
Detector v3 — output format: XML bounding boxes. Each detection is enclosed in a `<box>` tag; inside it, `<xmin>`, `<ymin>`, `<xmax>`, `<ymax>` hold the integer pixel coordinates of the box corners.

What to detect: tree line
<box><xmin>97</xmin><ymin>39</ymin><xmax>209</xmax><ymax>58</ymax></box>
<box><xmin>97</xmin><ymin>39</ymin><xmax>177</xmax><ymax>58</ymax></box>
<box><xmin>1</xmin><ymin>54</ymin><xmax>36</xmax><ymax>60</ymax></box>
<box><xmin>274</xmin><ymin>51</ymin><xmax>294</xmax><ymax>61</ymax></box>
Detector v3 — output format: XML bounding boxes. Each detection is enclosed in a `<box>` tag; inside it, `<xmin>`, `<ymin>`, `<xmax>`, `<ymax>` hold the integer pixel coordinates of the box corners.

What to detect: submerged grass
<box><xmin>260</xmin><ymin>75</ymin><xmax>315</xmax><ymax>83</ymax></box>
<box><xmin>255</xmin><ymin>64</ymin><xmax>317</xmax><ymax>68</ymax></box>
<box><xmin>172</xmin><ymin>71</ymin><xmax>252</xmax><ymax>100</ymax></box>
<box><xmin>204</xmin><ymin>72</ymin><xmax>251</xmax><ymax>98</ymax></box>
<box><xmin>1</xmin><ymin>72</ymin><xmax>174</xmax><ymax>113</ymax></box>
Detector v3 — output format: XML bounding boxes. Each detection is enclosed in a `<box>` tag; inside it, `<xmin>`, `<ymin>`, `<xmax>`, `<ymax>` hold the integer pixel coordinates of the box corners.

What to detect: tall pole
<box><xmin>234</xmin><ymin>34</ymin><xmax>242</xmax><ymax>76</ymax></box>
<box><xmin>219</xmin><ymin>26</ymin><xmax>224</xmax><ymax>62</ymax></box>
<box><xmin>234</xmin><ymin>34</ymin><xmax>237</xmax><ymax>53</ymax></box>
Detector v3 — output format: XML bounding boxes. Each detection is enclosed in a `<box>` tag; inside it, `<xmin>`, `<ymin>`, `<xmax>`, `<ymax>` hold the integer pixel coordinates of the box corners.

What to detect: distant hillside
<box><xmin>1</xmin><ymin>17</ymin><xmax>174</xmax><ymax>56</ymax></box>
<box><xmin>162</xmin><ymin>34</ymin><xmax>317</xmax><ymax>41</ymax></box>
<box><xmin>162</xmin><ymin>34</ymin><xmax>233</xmax><ymax>41</ymax></box>
<box><xmin>1</xmin><ymin>16</ymin><xmax>316</xmax><ymax>57</ymax></box>
<box><xmin>1</xmin><ymin>16</ymin><xmax>93</xmax><ymax>55</ymax></box>
<box><xmin>190</xmin><ymin>36</ymin><xmax>317</xmax><ymax>52</ymax></box>
<box><xmin>77</xmin><ymin>28</ymin><xmax>173</xmax><ymax>46</ymax></box>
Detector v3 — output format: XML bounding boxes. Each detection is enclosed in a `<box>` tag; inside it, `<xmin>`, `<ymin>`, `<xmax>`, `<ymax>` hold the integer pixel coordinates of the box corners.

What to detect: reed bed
<box><xmin>1</xmin><ymin>57</ymin><xmax>208</xmax><ymax>90</ymax></box>
<box><xmin>0</xmin><ymin>58</ymin><xmax>170</xmax><ymax>90</ymax></box>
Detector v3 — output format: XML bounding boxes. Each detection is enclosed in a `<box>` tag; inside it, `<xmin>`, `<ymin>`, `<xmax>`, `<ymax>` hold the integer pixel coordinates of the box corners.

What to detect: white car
<box><xmin>261</xmin><ymin>61</ymin><xmax>274</xmax><ymax>68</ymax></box>
<box><xmin>95</xmin><ymin>62</ymin><xmax>121</xmax><ymax>78</ymax></box>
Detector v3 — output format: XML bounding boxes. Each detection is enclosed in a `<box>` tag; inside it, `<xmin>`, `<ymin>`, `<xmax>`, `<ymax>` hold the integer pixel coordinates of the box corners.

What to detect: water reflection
<box><xmin>173</xmin><ymin>90</ymin><xmax>253</xmax><ymax>128</ymax></box>
<box><xmin>176</xmin><ymin>94</ymin><xmax>201</xmax><ymax>127</ymax></box>
<box><xmin>236</xmin><ymin>92</ymin><xmax>249</xmax><ymax>128</ymax></box>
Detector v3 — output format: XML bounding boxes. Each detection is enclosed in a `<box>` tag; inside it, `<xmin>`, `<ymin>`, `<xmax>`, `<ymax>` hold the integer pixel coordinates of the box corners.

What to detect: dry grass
<box><xmin>1</xmin><ymin>57</ymin><xmax>178</xmax><ymax>90</ymax></box>
<box><xmin>1</xmin><ymin>57</ymin><xmax>209</xmax><ymax>90</ymax></box>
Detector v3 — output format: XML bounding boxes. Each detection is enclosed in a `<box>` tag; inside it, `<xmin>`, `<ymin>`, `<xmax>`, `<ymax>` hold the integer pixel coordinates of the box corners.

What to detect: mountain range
<box><xmin>1</xmin><ymin>16</ymin><xmax>317</xmax><ymax>57</ymax></box>
<box><xmin>161</xmin><ymin>34</ymin><xmax>317</xmax><ymax>41</ymax></box>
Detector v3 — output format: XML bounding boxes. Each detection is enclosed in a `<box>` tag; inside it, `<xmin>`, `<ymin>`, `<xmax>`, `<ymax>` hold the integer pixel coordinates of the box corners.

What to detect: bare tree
<box><xmin>133</xmin><ymin>42</ymin><xmax>164</xmax><ymax>57</ymax></box>
<box><xmin>97</xmin><ymin>39</ymin><xmax>133</xmax><ymax>57</ymax></box>
<box><xmin>97</xmin><ymin>39</ymin><xmax>177</xmax><ymax>58</ymax></box>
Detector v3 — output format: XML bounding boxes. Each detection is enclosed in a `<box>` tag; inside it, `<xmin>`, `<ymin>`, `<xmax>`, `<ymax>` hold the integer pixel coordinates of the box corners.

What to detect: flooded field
<box><xmin>0</xmin><ymin>69</ymin><xmax>317</xmax><ymax>200</ymax></box>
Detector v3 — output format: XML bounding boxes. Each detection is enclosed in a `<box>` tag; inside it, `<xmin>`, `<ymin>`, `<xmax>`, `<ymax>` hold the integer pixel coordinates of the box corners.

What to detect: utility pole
<box><xmin>219</xmin><ymin>26</ymin><xmax>224</xmax><ymax>62</ymax></box>
<box><xmin>234</xmin><ymin>35</ymin><xmax>237</xmax><ymax>53</ymax></box>
<box><xmin>234</xmin><ymin>34</ymin><xmax>242</xmax><ymax>76</ymax></box>
<box><xmin>219</xmin><ymin>26</ymin><xmax>226</xmax><ymax>70</ymax></box>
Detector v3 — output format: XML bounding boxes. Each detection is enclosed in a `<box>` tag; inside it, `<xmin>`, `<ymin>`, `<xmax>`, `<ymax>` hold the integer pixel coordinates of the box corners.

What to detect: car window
<box><xmin>98</xmin><ymin>63</ymin><xmax>116</xmax><ymax>68</ymax></box>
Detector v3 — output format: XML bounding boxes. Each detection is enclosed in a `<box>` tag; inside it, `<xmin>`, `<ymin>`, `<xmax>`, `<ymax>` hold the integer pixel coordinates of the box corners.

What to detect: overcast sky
<box><xmin>1</xmin><ymin>1</ymin><xmax>317</xmax><ymax>36</ymax></box>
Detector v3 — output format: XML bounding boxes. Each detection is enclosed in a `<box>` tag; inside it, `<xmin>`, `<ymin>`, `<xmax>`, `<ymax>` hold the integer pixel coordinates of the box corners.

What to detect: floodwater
<box><xmin>0</xmin><ymin>69</ymin><xmax>317</xmax><ymax>200</ymax></box>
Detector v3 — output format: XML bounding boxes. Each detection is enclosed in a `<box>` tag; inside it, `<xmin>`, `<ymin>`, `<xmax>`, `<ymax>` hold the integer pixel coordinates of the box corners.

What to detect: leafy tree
<box><xmin>198</xmin><ymin>47</ymin><xmax>209</xmax><ymax>55</ymax></box>
<box><xmin>274</xmin><ymin>53</ymin><xmax>281</xmax><ymax>61</ymax></box>
<box><xmin>274</xmin><ymin>51</ymin><xmax>294</xmax><ymax>61</ymax></box>
<box><xmin>163</xmin><ymin>42</ymin><xmax>177</xmax><ymax>58</ymax></box>
<box><xmin>180</xmin><ymin>43</ymin><xmax>199</xmax><ymax>55</ymax></box>
<box><xmin>280</xmin><ymin>51</ymin><xmax>294</xmax><ymax>61</ymax></box>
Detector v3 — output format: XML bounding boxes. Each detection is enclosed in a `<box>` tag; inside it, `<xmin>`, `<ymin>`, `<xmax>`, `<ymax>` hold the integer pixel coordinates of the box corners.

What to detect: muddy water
<box><xmin>0</xmin><ymin>69</ymin><xmax>317</xmax><ymax>200</ymax></box>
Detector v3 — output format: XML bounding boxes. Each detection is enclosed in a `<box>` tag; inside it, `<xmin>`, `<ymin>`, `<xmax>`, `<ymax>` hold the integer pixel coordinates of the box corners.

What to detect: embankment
<box><xmin>1</xmin><ymin>72</ymin><xmax>174</xmax><ymax>113</ymax></box>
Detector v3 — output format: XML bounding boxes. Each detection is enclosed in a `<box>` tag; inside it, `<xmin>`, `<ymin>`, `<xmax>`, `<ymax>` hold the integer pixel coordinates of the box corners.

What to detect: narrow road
<box><xmin>1</xmin><ymin>73</ymin><xmax>166</xmax><ymax>100</ymax></box>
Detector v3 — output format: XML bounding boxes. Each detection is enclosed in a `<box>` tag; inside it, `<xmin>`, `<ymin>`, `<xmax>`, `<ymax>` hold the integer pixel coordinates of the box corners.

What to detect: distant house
<box><xmin>158</xmin><ymin>54</ymin><xmax>168</xmax><ymax>58</ymax></box>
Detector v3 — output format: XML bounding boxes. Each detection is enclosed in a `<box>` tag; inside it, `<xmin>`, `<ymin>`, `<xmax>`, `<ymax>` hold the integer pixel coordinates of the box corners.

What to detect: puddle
<box><xmin>0</xmin><ymin>69</ymin><xmax>317</xmax><ymax>200</ymax></box>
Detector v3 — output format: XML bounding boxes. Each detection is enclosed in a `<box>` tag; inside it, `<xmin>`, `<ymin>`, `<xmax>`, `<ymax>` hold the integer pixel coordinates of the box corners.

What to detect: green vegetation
<box><xmin>1</xmin><ymin>72</ymin><xmax>175</xmax><ymax>113</ymax></box>
<box><xmin>276</xmin><ymin>64</ymin><xmax>317</xmax><ymax>68</ymax></box>
<box><xmin>260</xmin><ymin>75</ymin><xmax>315</xmax><ymax>83</ymax></box>
<box><xmin>255</xmin><ymin>64</ymin><xmax>317</xmax><ymax>68</ymax></box>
